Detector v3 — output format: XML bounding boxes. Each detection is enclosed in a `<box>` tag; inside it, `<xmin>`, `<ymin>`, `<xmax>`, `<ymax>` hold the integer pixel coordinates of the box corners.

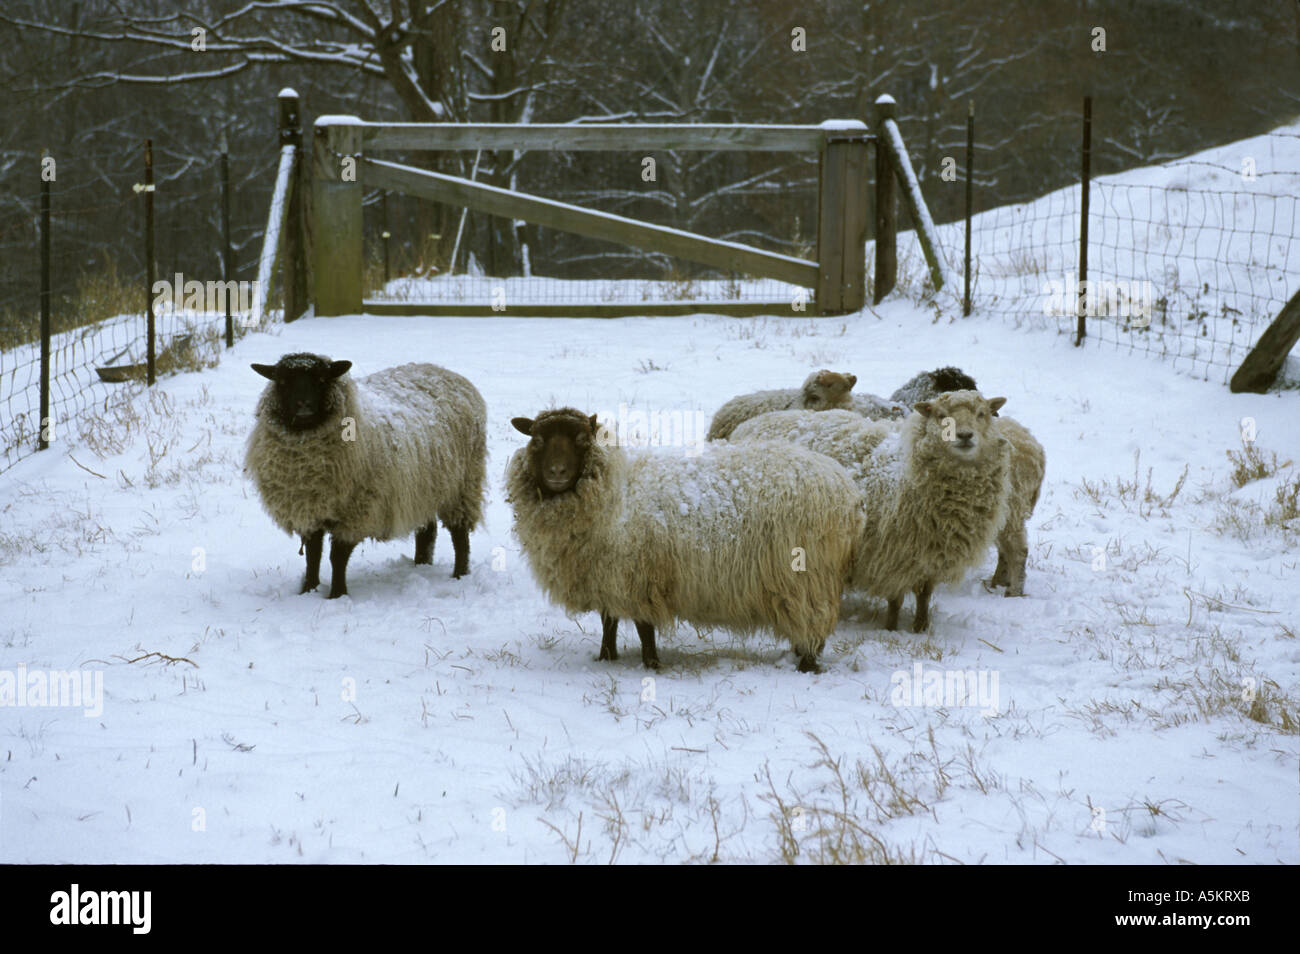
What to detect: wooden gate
<box><xmin>306</xmin><ymin>97</ymin><xmax>945</xmax><ymax>318</ymax></box>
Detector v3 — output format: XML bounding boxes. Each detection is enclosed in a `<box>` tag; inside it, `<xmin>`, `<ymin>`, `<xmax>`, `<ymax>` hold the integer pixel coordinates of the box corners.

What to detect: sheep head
<box><xmin>927</xmin><ymin>366</ymin><xmax>979</xmax><ymax>393</ymax></box>
<box><xmin>511</xmin><ymin>408</ymin><xmax>602</xmax><ymax>496</ymax></box>
<box><xmin>252</xmin><ymin>353</ymin><xmax>352</xmax><ymax>432</ymax></box>
<box><xmin>802</xmin><ymin>369</ymin><xmax>858</xmax><ymax>410</ymax></box>
<box><xmin>913</xmin><ymin>390</ymin><xmax>1007</xmax><ymax>462</ymax></box>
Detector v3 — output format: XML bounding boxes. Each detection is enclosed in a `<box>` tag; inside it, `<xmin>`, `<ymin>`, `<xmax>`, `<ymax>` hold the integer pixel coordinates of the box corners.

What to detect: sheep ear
<box><xmin>251</xmin><ymin>363</ymin><xmax>277</xmax><ymax>380</ymax></box>
<box><xmin>588</xmin><ymin>414</ymin><xmax>600</xmax><ymax>433</ymax></box>
<box><xmin>326</xmin><ymin>360</ymin><xmax>352</xmax><ymax>379</ymax></box>
<box><xmin>988</xmin><ymin>397</ymin><xmax>1007</xmax><ymax>414</ymax></box>
<box><xmin>846</xmin><ymin>374</ymin><xmax>857</xmax><ymax>389</ymax></box>
<box><xmin>511</xmin><ymin>417</ymin><xmax>535</xmax><ymax>435</ymax></box>
<box><xmin>913</xmin><ymin>401</ymin><xmax>933</xmax><ymax>418</ymax></box>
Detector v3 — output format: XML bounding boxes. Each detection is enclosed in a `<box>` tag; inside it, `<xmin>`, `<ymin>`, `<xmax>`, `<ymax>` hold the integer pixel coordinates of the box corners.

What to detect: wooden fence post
<box><xmin>312</xmin><ymin>116</ymin><xmax>363</xmax><ymax>316</ymax></box>
<box><xmin>816</xmin><ymin>121</ymin><xmax>869</xmax><ymax>315</ymax></box>
<box><xmin>1076</xmin><ymin>95</ymin><xmax>1092</xmax><ymax>347</ymax></box>
<box><xmin>39</xmin><ymin>149</ymin><xmax>51</xmax><ymax>451</ymax></box>
<box><xmin>279</xmin><ymin>89</ymin><xmax>308</xmax><ymax>321</ymax></box>
<box><xmin>873</xmin><ymin>96</ymin><xmax>898</xmax><ymax>304</ymax></box>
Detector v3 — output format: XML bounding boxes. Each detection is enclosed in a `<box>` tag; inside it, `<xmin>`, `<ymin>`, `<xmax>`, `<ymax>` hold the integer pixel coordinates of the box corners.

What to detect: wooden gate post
<box><xmin>312</xmin><ymin>116</ymin><xmax>363</xmax><ymax>316</ymax></box>
<box><xmin>279</xmin><ymin>89</ymin><xmax>308</xmax><ymax>321</ymax></box>
<box><xmin>816</xmin><ymin>120</ymin><xmax>869</xmax><ymax>315</ymax></box>
<box><xmin>873</xmin><ymin>96</ymin><xmax>898</xmax><ymax>304</ymax></box>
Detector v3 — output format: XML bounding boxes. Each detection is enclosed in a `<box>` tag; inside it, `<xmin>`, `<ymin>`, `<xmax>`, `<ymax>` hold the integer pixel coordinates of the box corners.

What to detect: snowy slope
<box><xmin>1</xmin><ymin>301</ymin><xmax>1297</xmax><ymax>864</ymax></box>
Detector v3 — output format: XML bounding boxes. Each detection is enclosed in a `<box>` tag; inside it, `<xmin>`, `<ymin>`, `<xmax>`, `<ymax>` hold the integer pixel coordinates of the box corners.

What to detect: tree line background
<box><xmin>1</xmin><ymin>0</ymin><xmax>1297</xmax><ymax>335</ymax></box>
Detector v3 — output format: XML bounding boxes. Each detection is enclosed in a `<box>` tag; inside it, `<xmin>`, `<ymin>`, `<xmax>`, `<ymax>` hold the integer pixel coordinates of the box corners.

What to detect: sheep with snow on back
<box><xmin>731</xmin><ymin>391</ymin><xmax>1011</xmax><ymax>632</ymax></box>
<box><xmin>506</xmin><ymin>408</ymin><xmax>865</xmax><ymax>672</ymax></box>
<box><xmin>889</xmin><ymin>366</ymin><xmax>980</xmax><ymax>409</ymax></box>
<box><xmin>705</xmin><ymin>369</ymin><xmax>866</xmax><ymax>441</ymax></box>
<box><xmin>244</xmin><ymin>353</ymin><xmax>487</xmax><ymax>598</ymax></box>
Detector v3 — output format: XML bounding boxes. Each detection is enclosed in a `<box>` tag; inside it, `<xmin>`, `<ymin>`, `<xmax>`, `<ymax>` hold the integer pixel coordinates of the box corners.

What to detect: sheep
<box><xmin>705</xmin><ymin>369</ymin><xmax>861</xmax><ymax>441</ymax></box>
<box><xmin>889</xmin><ymin>366</ymin><xmax>980</xmax><ymax>409</ymax></box>
<box><xmin>731</xmin><ymin>391</ymin><xmax>1011</xmax><ymax>632</ymax></box>
<box><xmin>983</xmin><ymin>417</ymin><xmax>1045</xmax><ymax>597</ymax></box>
<box><xmin>244</xmin><ymin>353</ymin><xmax>487</xmax><ymax>599</ymax></box>
<box><xmin>505</xmin><ymin>407</ymin><xmax>865</xmax><ymax>672</ymax></box>
<box><xmin>879</xmin><ymin>370</ymin><xmax>1045</xmax><ymax>598</ymax></box>
<box><xmin>851</xmin><ymin>368</ymin><xmax>1043</xmax><ymax>596</ymax></box>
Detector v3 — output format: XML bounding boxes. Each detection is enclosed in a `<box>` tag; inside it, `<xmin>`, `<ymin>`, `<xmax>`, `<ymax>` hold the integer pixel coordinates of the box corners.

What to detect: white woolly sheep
<box><xmin>731</xmin><ymin>391</ymin><xmax>1011</xmax><ymax>632</ymax></box>
<box><xmin>875</xmin><ymin>369</ymin><xmax>1044</xmax><ymax>598</ymax></box>
<box><xmin>244</xmin><ymin>353</ymin><xmax>487</xmax><ymax>598</ymax></box>
<box><xmin>506</xmin><ymin>407</ymin><xmax>865</xmax><ymax>672</ymax></box>
<box><xmin>705</xmin><ymin>369</ymin><xmax>863</xmax><ymax>441</ymax></box>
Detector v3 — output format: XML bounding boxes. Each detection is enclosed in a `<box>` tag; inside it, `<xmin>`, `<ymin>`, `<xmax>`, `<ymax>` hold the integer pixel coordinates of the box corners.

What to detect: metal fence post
<box><xmin>39</xmin><ymin>150</ymin><xmax>51</xmax><ymax>451</ymax></box>
<box><xmin>220</xmin><ymin>132</ymin><xmax>233</xmax><ymax>348</ymax></box>
<box><xmin>964</xmin><ymin>100</ymin><xmax>974</xmax><ymax>317</ymax></box>
<box><xmin>144</xmin><ymin>138</ymin><xmax>156</xmax><ymax>386</ymax></box>
<box><xmin>1076</xmin><ymin>96</ymin><xmax>1092</xmax><ymax>347</ymax></box>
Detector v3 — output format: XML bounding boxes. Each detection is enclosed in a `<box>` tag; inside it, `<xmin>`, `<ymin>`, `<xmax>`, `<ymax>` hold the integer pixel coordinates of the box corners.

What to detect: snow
<box><xmin>819</xmin><ymin>120</ymin><xmax>868</xmax><ymax>132</ymax></box>
<box><xmin>2</xmin><ymin>299</ymin><xmax>1296</xmax><ymax>864</ymax></box>
<box><xmin>2</xmin><ymin>125</ymin><xmax>1299</xmax><ymax>865</ymax></box>
<box><xmin>314</xmin><ymin>115</ymin><xmax>364</xmax><ymax>127</ymax></box>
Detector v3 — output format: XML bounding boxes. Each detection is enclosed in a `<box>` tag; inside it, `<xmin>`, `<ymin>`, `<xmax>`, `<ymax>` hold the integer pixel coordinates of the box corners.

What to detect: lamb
<box><xmin>244</xmin><ymin>353</ymin><xmax>487</xmax><ymax>598</ymax></box>
<box><xmin>506</xmin><ymin>407</ymin><xmax>865</xmax><ymax>672</ymax></box>
<box><xmin>731</xmin><ymin>391</ymin><xmax>1011</xmax><ymax>632</ymax></box>
<box><xmin>705</xmin><ymin>369</ymin><xmax>862</xmax><ymax>440</ymax></box>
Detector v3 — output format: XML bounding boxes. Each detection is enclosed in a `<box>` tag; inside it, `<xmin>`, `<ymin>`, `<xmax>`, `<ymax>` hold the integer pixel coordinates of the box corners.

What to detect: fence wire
<box><xmin>927</xmin><ymin>128</ymin><xmax>1300</xmax><ymax>383</ymax></box>
<box><xmin>0</xmin><ymin>144</ymin><xmax>272</xmax><ymax>474</ymax></box>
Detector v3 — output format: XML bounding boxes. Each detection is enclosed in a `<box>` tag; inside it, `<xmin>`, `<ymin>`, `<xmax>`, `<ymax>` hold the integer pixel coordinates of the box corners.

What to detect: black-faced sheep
<box><xmin>889</xmin><ymin>367</ymin><xmax>980</xmax><ymax>408</ymax></box>
<box><xmin>705</xmin><ymin>369</ymin><xmax>861</xmax><ymax>441</ymax></box>
<box><xmin>506</xmin><ymin>408</ymin><xmax>864</xmax><ymax>672</ymax></box>
<box><xmin>731</xmin><ymin>391</ymin><xmax>1011</xmax><ymax>632</ymax></box>
<box><xmin>244</xmin><ymin>353</ymin><xmax>487</xmax><ymax>598</ymax></box>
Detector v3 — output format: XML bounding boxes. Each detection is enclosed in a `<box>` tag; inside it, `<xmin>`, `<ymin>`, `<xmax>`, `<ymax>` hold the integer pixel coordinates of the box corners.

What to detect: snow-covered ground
<box><xmin>1</xmin><ymin>299</ymin><xmax>1297</xmax><ymax>863</ymax></box>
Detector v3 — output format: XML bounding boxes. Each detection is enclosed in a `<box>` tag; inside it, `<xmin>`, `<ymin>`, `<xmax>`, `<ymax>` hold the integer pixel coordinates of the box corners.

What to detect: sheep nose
<box><xmin>546</xmin><ymin>461</ymin><xmax>570</xmax><ymax>481</ymax></box>
<box><xmin>956</xmin><ymin>430</ymin><xmax>974</xmax><ymax>443</ymax></box>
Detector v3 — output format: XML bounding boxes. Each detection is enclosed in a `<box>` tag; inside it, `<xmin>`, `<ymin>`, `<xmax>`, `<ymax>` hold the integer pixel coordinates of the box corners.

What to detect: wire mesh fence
<box><xmin>0</xmin><ymin>141</ymin><xmax>275</xmax><ymax>474</ymax></box>
<box><xmin>924</xmin><ymin>120</ymin><xmax>1300</xmax><ymax>384</ymax></box>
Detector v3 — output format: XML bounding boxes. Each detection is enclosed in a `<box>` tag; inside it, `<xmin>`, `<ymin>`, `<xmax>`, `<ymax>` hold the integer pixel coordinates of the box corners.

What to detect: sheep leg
<box><xmin>414</xmin><ymin>522</ymin><xmax>436</xmax><ymax>565</ymax></box>
<box><xmin>598</xmin><ymin>612</ymin><xmax>619</xmax><ymax>661</ymax></box>
<box><xmin>447</xmin><ymin>523</ymin><xmax>471</xmax><ymax>578</ymax></box>
<box><xmin>990</xmin><ymin>552</ymin><xmax>1009</xmax><ymax>588</ymax></box>
<box><xmin>1000</xmin><ymin>522</ymin><xmax>1029</xmax><ymax>597</ymax></box>
<box><xmin>634</xmin><ymin>620</ymin><xmax>660</xmax><ymax>670</ymax></box>
<box><xmin>912</xmin><ymin>581</ymin><xmax>933</xmax><ymax>633</ymax></box>
<box><xmin>300</xmin><ymin>529</ymin><xmax>324</xmax><ymax>594</ymax></box>
<box><xmin>796</xmin><ymin>646</ymin><xmax>822</xmax><ymax>674</ymax></box>
<box><xmin>327</xmin><ymin>536</ymin><xmax>358</xmax><ymax>599</ymax></box>
<box><xmin>885</xmin><ymin>597</ymin><xmax>902</xmax><ymax>631</ymax></box>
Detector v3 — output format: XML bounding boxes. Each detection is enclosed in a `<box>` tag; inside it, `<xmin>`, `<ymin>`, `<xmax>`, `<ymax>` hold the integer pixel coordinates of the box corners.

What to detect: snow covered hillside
<box><xmin>2</xmin><ymin>301</ymin><xmax>1297</xmax><ymax>863</ymax></box>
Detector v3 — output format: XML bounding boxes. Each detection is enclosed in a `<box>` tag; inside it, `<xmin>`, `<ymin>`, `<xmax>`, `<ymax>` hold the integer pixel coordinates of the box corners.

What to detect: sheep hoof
<box><xmin>598</xmin><ymin>647</ymin><xmax>618</xmax><ymax>662</ymax></box>
<box><xmin>326</xmin><ymin>586</ymin><xmax>347</xmax><ymax>600</ymax></box>
<box><xmin>299</xmin><ymin>580</ymin><xmax>319</xmax><ymax>595</ymax></box>
<box><xmin>796</xmin><ymin>655</ymin><xmax>822</xmax><ymax>674</ymax></box>
<box><xmin>452</xmin><ymin>566</ymin><xmax>469</xmax><ymax>579</ymax></box>
<box><xmin>642</xmin><ymin>654</ymin><xmax>660</xmax><ymax>670</ymax></box>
